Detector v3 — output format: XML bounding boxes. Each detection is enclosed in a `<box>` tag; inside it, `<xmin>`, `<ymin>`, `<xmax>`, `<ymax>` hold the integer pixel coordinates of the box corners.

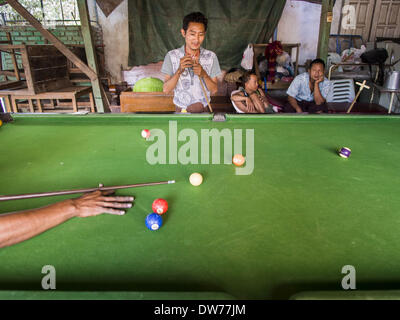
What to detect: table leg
<box><xmin>388</xmin><ymin>92</ymin><xmax>395</xmax><ymax>114</ymax></box>
<box><xmin>5</xmin><ymin>96</ymin><xmax>11</xmax><ymax>113</ymax></box>
<box><xmin>50</xmin><ymin>99</ymin><xmax>55</xmax><ymax>109</ymax></box>
<box><xmin>36</xmin><ymin>99</ymin><xmax>43</xmax><ymax>113</ymax></box>
<box><xmin>12</xmin><ymin>97</ymin><xmax>18</xmax><ymax>113</ymax></box>
<box><xmin>89</xmin><ymin>92</ymin><xmax>95</xmax><ymax>113</ymax></box>
<box><xmin>72</xmin><ymin>95</ymin><xmax>78</xmax><ymax>112</ymax></box>
<box><xmin>28</xmin><ymin>99</ymin><xmax>34</xmax><ymax>113</ymax></box>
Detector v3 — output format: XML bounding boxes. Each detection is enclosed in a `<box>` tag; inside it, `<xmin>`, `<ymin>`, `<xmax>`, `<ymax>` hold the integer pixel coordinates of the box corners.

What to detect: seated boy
<box><xmin>285</xmin><ymin>58</ymin><xmax>331</xmax><ymax>113</ymax></box>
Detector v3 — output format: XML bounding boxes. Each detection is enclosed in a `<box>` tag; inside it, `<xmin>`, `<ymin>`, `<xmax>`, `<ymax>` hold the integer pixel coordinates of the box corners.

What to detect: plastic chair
<box><xmin>326</xmin><ymin>79</ymin><xmax>355</xmax><ymax>103</ymax></box>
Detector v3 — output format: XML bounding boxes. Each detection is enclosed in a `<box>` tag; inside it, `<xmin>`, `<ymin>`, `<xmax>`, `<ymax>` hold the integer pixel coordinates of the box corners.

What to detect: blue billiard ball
<box><xmin>145</xmin><ymin>213</ymin><xmax>163</xmax><ymax>231</ymax></box>
<box><xmin>339</xmin><ymin>147</ymin><xmax>352</xmax><ymax>158</ymax></box>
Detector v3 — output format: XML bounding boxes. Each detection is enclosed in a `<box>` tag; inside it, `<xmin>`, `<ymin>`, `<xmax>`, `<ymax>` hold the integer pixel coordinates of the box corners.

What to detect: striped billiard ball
<box><xmin>339</xmin><ymin>147</ymin><xmax>351</xmax><ymax>158</ymax></box>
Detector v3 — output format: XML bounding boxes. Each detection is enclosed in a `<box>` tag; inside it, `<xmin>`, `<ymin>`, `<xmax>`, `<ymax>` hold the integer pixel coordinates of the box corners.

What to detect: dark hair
<box><xmin>239</xmin><ymin>71</ymin><xmax>256</xmax><ymax>87</ymax></box>
<box><xmin>309</xmin><ymin>58</ymin><xmax>325</xmax><ymax>70</ymax></box>
<box><xmin>183</xmin><ymin>12</ymin><xmax>208</xmax><ymax>32</ymax></box>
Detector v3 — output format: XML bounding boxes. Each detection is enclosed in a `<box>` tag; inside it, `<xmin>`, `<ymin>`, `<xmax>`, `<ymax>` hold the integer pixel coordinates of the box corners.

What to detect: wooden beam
<box><xmin>0</xmin><ymin>70</ymin><xmax>25</xmax><ymax>77</ymax></box>
<box><xmin>0</xmin><ymin>80</ymin><xmax>22</xmax><ymax>89</ymax></box>
<box><xmin>6</xmin><ymin>0</ymin><xmax>97</xmax><ymax>81</ymax></box>
<box><xmin>77</xmin><ymin>0</ymin><xmax>107</xmax><ymax>112</ymax></box>
<box><xmin>6</xmin><ymin>32</ymin><xmax>21</xmax><ymax>81</ymax></box>
<box><xmin>317</xmin><ymin>0</ymin><xmax>334</xmax><ymax>63</ymax></box>
<box><xmin>19</xmin><ymin>45</ymin><xmax>35</xmax><ymax>94</ymax></box>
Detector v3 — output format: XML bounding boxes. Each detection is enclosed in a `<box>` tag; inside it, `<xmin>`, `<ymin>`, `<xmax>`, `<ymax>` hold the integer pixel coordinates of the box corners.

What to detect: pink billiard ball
<box><xmin>141</xmin><ymin>129</ymin><xmax>150</xmax><ymax>139</ymax></box>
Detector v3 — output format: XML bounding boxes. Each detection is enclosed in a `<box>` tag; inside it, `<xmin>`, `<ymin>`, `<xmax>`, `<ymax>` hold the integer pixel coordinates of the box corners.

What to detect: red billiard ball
<box><xmin>152</xmin><ymin>198</ymin><xmax>168</xmax><ymax>215</ymax></box>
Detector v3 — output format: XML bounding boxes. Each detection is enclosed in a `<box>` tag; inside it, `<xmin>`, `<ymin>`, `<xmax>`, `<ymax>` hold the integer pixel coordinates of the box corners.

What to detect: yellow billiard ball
<box><xmin>232</xmin><ymin>154</ymin><xmax>245</xmax><ymax>166</ymax></box>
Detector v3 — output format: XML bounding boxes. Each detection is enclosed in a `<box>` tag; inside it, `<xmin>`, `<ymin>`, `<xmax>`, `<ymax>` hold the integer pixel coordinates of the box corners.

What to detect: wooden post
<box><xmin>28</xmin><ymin>99</ymin><xmax>34</xmax><ymax>112</ymax></box>
<box><xmin>317</xmin><ymin>0</ymin><xmax>334</xmax><ymax>63</ymax></box>
<box><xmin>36</xmin><ymin>99</ymin><xmax>43</xmax><ymax>112</ymax></box>
<box><xmin>77</xmin><ymin>0</ymin><xmax>107</xmax><ymax>113</ymax></box>
<box><xmin>12</xmin><ymin>97</ymin><xmax>18</xmax><ymax>113</ymax></box>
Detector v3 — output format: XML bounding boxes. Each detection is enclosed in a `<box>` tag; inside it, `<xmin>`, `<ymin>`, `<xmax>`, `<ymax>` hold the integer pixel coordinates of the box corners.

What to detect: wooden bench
<box><xmin>0</xmin><ymin>45</ymin><xmax>96</xmax><ymax>113</ymax></box>
<box><xmin>9</xmin><ymin>86</ymin><xmax>94</xmax><ymax>113</ymax></box>
<box><xmin>120</xmin><ymin>90</ymin><xmax>234</xmax><ymax>113</ymax></box>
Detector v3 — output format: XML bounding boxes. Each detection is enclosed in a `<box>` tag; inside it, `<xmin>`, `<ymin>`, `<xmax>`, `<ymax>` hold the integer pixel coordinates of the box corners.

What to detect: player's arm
<box><xmin>162</xmin><ymin>55</ymin><xmax>193</xmax><ymax>94</ymax></box>
<box><xmin>202</xmin><ymin>73</ymin><xmax>218</xmax><ymax>95</ymax></box>
<box><xmin>313</xmin><ymin>76</ymin><xmax>325</xmax><ymax>105</ymax></box>
<box><xmin>0</xmin><ymin>191</ymin><xmax>133</xmax><ymax>248</ymax></box>
<box><xmin>288</xmin><ymin>95</ymin><xmax>302</xmax><ymax>113</ymax></box>
<box><xmin>163</xmin><ymin>72</ymin><xmax>181</xmax><ymax>94</ymax></box>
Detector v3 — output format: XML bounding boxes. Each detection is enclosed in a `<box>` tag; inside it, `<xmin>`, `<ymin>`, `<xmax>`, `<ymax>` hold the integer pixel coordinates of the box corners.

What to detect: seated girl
<box><xmin>231</xmin><ymin>71</ymin><xmax>275</xmax><ymax>113</ymax></box>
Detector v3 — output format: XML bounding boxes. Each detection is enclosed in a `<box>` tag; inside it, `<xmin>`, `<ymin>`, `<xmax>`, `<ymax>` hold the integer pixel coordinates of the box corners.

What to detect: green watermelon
<box><xmin>133</xmin><ymin>77</ymin><xmax>164</xmax><ymax>92</ymax></box>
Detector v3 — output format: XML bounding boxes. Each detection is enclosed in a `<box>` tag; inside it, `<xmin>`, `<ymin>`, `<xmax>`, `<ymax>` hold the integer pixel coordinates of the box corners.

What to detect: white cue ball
<box><xmin>189</xmin><ymin>173</ymin><xmax>203</xmax><ymax>186</ymax></box>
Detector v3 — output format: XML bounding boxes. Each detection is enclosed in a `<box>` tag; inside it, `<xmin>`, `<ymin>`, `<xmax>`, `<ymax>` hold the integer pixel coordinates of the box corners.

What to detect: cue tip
<box><xmin>168</xmin><ymin>180</ymin><xmax>176</xmax><ymax>184</ymax></box>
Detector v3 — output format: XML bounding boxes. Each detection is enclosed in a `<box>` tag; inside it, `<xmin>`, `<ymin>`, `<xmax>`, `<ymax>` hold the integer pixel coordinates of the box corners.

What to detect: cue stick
<box><xmin>346</xmin><ymin>80</ymin><xmax>370</xmax><ymax>114</ymax></box>
<box><xmin>0</xmin><ymin>180</ymin><xmax>176</xmax><ymax>201</ymax></box>
<box><xmin>199</xmin><ymin>78</ymin><xmax>213</xmax><ymax>113</ymax></box>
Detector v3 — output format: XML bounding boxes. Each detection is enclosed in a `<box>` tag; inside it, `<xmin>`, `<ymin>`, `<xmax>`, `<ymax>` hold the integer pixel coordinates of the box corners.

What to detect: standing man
<box><xmin>162</xmin><ymin>12</ymin><xmax>222</xmax><ymax>113</ymax></box>
<box><xmin>285</xmin><ymin>58</ymin><xmax>331</xmax><ymax>113</ymax></box>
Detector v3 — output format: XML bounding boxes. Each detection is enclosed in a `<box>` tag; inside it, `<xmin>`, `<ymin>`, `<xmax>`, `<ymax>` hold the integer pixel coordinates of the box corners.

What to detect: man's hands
<box><xmin>179</xmin><ymin>55</ymin><xmax>206</xmax><ymax>78</ymax></box>
<box><xmin>192</xmin><ymin>61</ymin><xmax>206</xmax><ymax>78</ymax></box>
<box><xmin>313</xmin><ymin>75</ymin><xmax>326</xmax><ymax>105</ymax></box>
<box><xmin>71</xmin><ymin>190</ymin><xmax>134</xmax><ymax>218</ymax></box>
<box><xmin>179</xmin><ymin>55</ymin><xmax>194</xmax><ymax>74</ymax></box>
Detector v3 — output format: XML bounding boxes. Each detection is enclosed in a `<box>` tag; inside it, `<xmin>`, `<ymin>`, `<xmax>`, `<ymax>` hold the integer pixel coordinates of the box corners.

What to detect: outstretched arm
<box><xmin>0</xmin><ymin>191</ymin><xmax>133</xmax><ymax>248</ymax></box>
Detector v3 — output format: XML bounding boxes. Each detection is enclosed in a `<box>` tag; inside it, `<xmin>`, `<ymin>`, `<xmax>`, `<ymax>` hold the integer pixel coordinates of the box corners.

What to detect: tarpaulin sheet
<box><xmin>128</xmin><ymin>0</ymin><xmax>286</xmax><ymax>69</ymax></box>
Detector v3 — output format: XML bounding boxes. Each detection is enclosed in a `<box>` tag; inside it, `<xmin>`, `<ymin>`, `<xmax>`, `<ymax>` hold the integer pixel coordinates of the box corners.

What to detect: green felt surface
<box><xmin>0</xmin><ymin>290</ymin><xmax>235</xmax><ymax>300</ymax></box>
<box><xmin>291</xmin><ymin>290</ymin><xmax>400</xmax><ymax>300</ymax></box>
<box><xmin>1</xmin><ymin>114</ymin><xmax>400</xmax><ymax>300</ymax></box>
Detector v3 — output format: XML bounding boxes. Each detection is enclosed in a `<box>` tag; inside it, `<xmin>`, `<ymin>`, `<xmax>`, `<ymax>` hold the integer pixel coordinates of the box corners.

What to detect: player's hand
<box><xmin>71</xmin><ymin>190</ymin><xmax>134</xmax><ymax>218</ymax></box>
<box><xmin>192</xmin><ymin>62</ymin><xmax>206</xmax><ymax>78</ymax></box>
<box><xmin>179</xmin><ymin>55</ymin><xmax>194</xmax><ymax>74</ymax></box>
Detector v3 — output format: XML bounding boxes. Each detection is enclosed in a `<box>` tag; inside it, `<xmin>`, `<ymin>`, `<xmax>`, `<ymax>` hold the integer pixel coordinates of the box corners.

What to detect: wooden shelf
<box><xmin>252</xmin><ymin>43</ymin><xmax>300</xmax><ymax>90</ymax></box>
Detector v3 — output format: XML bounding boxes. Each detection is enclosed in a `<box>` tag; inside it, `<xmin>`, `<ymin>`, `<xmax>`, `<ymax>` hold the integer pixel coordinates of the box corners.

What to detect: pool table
<box><xmin>1</xmin><ymin>113</ymin><xmax>400</xmax><ymax>300</ymax></box>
